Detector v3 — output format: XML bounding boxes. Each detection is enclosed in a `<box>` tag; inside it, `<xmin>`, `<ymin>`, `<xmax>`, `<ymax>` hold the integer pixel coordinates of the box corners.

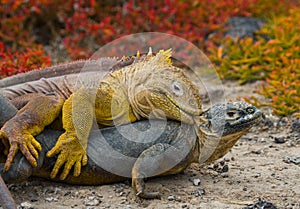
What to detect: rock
<box><xmin>213</xmin><ymin>163</ymin><xmax>219</xmax><ymax>169</ymax></box>
<box><xmin>220</xmin><ymin>160</ymin><xmax>225</xmax><ymax>166</ymax></box>
<box><xmin>243</xmin><ymin>198</ymin><xmax>277</xmax><ymax>209</ymax></box>
<box><xmin>175</xmin><ymin>196</ymin><xmax>182</xmax><ymax>202</ymax></box>
<box><xmin>54</xmin><ymin>187</ymin><xmax>62</xmax><ymax>194</ymax></box>
<box><xmin>45</xmin><ymin>197</ymin><xmax>58</xmax><ymax>202</ymax></box>
<box><xmin>224</xmin><ymin>17</ymin><xmax>265</xmax><ymax>40</ymax></box>
<box><xmin>85</xmin><ymin>196</ymin><xmax>101</xmax><ymax>206</ymax></box>
<box><xmin>168</xmin><ymin>195</ymin><xmax>175</xmax><ymax>201</ymax></box>
<box><xmin>275</xmin><ymin>137</ymin><xmax>285</xmax><ymax>143</ymax></box>
<box><xmin>193</xmin><ymin>178</ymin><xmax>201</xmax><ymax>186</ymax></box>
<box><xmin>221</xmin><ymin>173</ymin><xmax>229</xmax><ymax>178</ymax></box>
<box><xmin>30</xmin><ymin>198</ymin><xmax>38</xmax><ymax>202</ymax></box>
<box><xmin>284</xmin><ymin>156</ymin><xmax>300</xmax><ymax>165</ymax></box>
<box><xmin>222</xmin><ymin>165</ymin><xmax>229</xmax><ymax>173</ymax></box>
<box><xmin>244</xmin><ymin>194</ymin><xmax>252</xmax><ymax>198</ymax></box>
<box><xmin>291</xmin><ymin>120</ymin><xmax>300</xmax><ymax>132</ymax></box>
<box><xmin>104</xmin><ymin>203</ymin><xmax>111</xmax><ymax>208</ymax></box>
<box><xmin>191</xmin><ymin>189</ymin><xmax>205</xmax><ymax>196</ymax></box>
<box><xmin>124</xmin><ymin>205</ymin><xmax>133</xmax><ymax>209</ymax></box>
<box><xmin>19</xmin><ymin>202</ymin><xmax>33</xmax><ymax>209</ymax></box>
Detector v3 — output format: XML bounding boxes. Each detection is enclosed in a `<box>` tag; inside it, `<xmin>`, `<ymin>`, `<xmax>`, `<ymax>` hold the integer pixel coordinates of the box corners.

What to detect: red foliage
<box><xmin>0</xmin><ymin>42</ymin><xmax>51</xmax><ymax>78</ymax></box>
<box><xmin>0</xmin><ymin>0</ymin><xmax>298</xmax><ymax>74</ymax></box>
<box><xmin>62</xmin><ymin>0</ymin><xmax>261</xmax><ymax>58</ymax></box>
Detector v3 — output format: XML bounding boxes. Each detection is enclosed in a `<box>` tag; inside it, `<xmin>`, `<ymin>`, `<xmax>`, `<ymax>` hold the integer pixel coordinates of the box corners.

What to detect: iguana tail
<box><xmin>0</xmin><ymin>55</ymin><xmax>144</xmax><ymax>88</ymax></box>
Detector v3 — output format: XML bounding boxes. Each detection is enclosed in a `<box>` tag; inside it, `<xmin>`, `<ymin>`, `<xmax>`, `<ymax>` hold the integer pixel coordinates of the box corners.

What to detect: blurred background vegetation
<box><xmin>0</xmin><ymin>0</ymin><xmax>299</xmax><ymax>116</ymax></box>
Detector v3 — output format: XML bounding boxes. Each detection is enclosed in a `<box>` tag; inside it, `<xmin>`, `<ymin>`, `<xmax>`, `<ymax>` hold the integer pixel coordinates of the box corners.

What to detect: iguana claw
<box><xmin>0</xmin><ymin>129</ymin><xmax>41</xmax><ymax>171</ymax></box>
<box><xmin>46</xmin><ymin>132</ymin><xmax>88</xmax><ymax>180</ymax></box>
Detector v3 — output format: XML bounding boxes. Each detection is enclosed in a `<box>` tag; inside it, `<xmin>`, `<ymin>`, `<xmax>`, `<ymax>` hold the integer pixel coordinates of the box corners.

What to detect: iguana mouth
<box><xmin>165</xmin><ymin>94</ymin><xmax>202</xmax><ymax>116</ymax></box>
<box><xmin>222</xmin><ymin>107</ymin><xmax>262</xmax><ymax>136</ymax></box>
<box><xmin>228</xmin><ymin>108</ymin><xmax>262</xmax><ymax>126</ymax></box>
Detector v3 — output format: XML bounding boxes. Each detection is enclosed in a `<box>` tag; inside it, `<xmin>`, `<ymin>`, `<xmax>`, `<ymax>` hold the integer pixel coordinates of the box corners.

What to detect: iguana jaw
<box><xmin>133</xmin><ymin>88</ymin><xmax>201</xmax><ymax>124</ymax></box>
<box><xmin>165</xmin><ymin>93</ymin><xmax>202</xmax><ymax>116</ymax></box>
<box><xmin>195</xmin><ymin>101</ymin><xmax>262</xmax><ymax>163</ymax></box>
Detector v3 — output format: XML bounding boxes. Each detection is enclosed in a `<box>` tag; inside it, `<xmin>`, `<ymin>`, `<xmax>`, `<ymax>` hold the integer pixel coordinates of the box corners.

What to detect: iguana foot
<box><xmin>132</xmin><ymin>177</ymin><xmax>161</xmax><ymax>199</ymax></box>
<box><xmin>46</xmin><ymin>132</ymin><xmax>88</xmax><ymax>180</ymax></box>
<box><xmin>0</xmin><ymin>129</ymin><xmax>42</xmax><ymax>171</ymax></box>
<box><xmin>0</xmin><ymin>93</ymin><xmax>63</xmax><ymax>172</ymax></box>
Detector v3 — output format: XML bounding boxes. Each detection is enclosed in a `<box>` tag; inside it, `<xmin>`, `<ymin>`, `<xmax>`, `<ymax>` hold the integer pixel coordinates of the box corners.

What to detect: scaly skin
<box><xmin>0</xmin><ymin>94</ymin><xmax>262</xmax><ymax>199</ymax></box>
<box><xmin>0</xmin><ymin>49</ymin><xmax>202</xmax><ymax>181</ymax></box>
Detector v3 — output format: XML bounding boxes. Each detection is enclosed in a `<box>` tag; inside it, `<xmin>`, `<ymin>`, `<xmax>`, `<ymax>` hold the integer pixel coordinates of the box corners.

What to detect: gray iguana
<box><xmin>0</xmin><ymin>94</ymin><xmax>262</xmax><ymax>199</ymax></box>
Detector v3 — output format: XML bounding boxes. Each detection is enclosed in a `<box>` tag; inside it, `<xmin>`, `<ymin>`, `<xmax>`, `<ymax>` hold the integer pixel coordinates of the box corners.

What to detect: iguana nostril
<box><xmin>246</xmin><ymin>107</ymin><xmax>255</xmax><ymax>114</ymax></box>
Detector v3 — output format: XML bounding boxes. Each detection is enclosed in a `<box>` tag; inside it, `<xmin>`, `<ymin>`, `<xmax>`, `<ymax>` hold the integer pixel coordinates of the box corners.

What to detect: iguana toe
<box><xmin>1</xmin><ymin>131</ymin><xmax>41</xmax><ymax>171</ymax></box>
<box><xmin>0</xmin><ymin>130</ymin><xmax>9</xmax><ymax>155</ymax></box>
<box><xmin>133</xmin><ymin>177</ymin><xmax>161</xmax><ymax>199</ymax></box>
<box><xmin>47</xmin><ymin>132</ymin><xmax>87</xmax><ymax>179</ymax></box>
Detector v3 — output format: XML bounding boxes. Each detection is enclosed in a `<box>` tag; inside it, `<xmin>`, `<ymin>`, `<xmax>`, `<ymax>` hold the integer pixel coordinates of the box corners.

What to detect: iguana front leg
<box><xmin>0</xmin><ymin>93</ymin><xmax>64</xmax><ymax>171</ymax></box>
<box><xmin>47</xmin><ymin>88</ymin><xmax>94</xmax><ymax>180</ymax></box>
<box><xmin>132</xmin><ymin>143</ymin><xmax>189</xmax><ymax>199</ymax></box>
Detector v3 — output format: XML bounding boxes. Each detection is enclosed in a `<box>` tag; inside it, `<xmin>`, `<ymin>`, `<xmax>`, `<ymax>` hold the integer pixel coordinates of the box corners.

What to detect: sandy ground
<box><xmin>3</xmin><ymin>81</ymin><xmax>300</xmax><ymax>209</ymax></box>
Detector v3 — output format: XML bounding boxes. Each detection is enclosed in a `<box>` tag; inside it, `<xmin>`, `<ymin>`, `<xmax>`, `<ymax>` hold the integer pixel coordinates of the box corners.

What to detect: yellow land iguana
<box><xmin>0</xmin><ymin>49</ymin><xmax>202</xmax><ymax>181</ymax></box>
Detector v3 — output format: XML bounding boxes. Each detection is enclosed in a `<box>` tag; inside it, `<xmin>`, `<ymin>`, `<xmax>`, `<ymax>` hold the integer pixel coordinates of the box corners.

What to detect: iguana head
<box><xmin>129</xmin><ymin>49</ymin><xmax>202</xmax><ymax>124</ymax></box>
<box><xmin>195</xmin><ymin>101</ymin><xmax>262</xmax><ymax>164</ymax></box>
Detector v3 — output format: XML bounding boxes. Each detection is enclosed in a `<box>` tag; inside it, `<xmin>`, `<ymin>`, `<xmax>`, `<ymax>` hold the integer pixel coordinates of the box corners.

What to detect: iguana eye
<box><xmin>227</xmin><ymin>111</ymin><xmax>235</xmax><ymax>117</ymax></box>
<box><xmin>171</xmin><ymin>81</ymin><xmax>183</xmax><ymax>96</ymax></box>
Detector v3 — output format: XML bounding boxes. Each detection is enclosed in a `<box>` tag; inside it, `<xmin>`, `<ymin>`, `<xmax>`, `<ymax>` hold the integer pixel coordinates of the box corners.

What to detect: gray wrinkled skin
<box><xmin>1</xmin><ymin>101</ymin><xmax>262</xmax><ymax>185</ymax></box>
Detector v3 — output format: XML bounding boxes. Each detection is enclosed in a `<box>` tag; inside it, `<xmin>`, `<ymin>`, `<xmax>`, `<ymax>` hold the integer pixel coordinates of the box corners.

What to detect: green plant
<box><xmin>209</xmin><ymin>8</ymin><xmax>300</xmax><ymax>116</ymax></box>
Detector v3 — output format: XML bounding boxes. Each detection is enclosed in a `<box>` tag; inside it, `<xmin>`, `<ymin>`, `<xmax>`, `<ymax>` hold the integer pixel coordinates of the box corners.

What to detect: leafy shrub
<box><xmin>0</xmin><ymin>0</ymin><xmax>299</xmax><ymax>116</ymax></box>
<box><xmin>209</xmin><ymin>8</ymin><xmax>299</xmax><ymax>116</ymax></box>
<box><xmin>0</xmin><ymin>42</ymin><xmax>51</xmax><ymax>79</ymax></box>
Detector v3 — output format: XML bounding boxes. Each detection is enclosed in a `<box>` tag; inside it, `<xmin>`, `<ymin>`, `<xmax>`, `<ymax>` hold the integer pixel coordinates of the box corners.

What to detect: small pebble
<box><xmin>274</xmin><ymin>137</ymin><xmax>285</xmax><ymax>144</ymax></box>
<box><xmin>254</xmin><ymin>173</ymin><xmax>261</xmax><ymax>178</ymax></box>
<box><xmin>64</xmin><ymin>191</ymin><xmax>71</xmax><ymax>196</ymax></box>
<box><xmin>85</xmin><ymin>198</ymin><xmax>101</xmax><ymax>206</ymax></box>
<box><xmin>175</xmin><ymin>196</ymin><xmax>182</xmax><ymax>202</ymax></box>
<box><xmin>284</xmin><ymin>156</ymin><xmax>300</xmax><ymax>165</ymax></box>
<box><xmin>221</xmin><ymin>173</ymin><xmax>229</xmax><ymax>178</ymax></box>
<box><xmin>104</xmin><ymin>203</ymin><xmax>111</xmax><ymax>208</ymax></box>
<box><xmin>168</xmin><ymin>195</ymin><xmax>175</xmax><ymax>201</ymax></box>
<box><xmin>54</xmin><ymin>187</ymin><xmax>61</xmax><ymax>194</ymax></box>
<box><xmin>191</xmin><ymin>189</ymin><xmax>205</xmax><ymax>196</ymax></box>
<box><xmin>263</xmin><ymin>120</ymin><xmax>274</xmax><ymax>127</ymax></box>
<box><xmin>243</xmin><ymin>198</ymin><xmax>277</xmax><ymax>209</ymax></box>
<box><xmin>291</xmin><ymin>120</ymin><xmax>300</xmax><ymax>132</ymax></box>
<box><xmin>222</xmin><ymin>165</ymin><xmax>229</xmax><ymax>173</ymax></box>
<box><xmin>244</xmin><ymin>194</ymin><xmax>252</xmax><ymax>198</ymax></box>
<box><xmin>182</xmin><ymin>204</ymin><xmax>188</xmax><ymax>208</ymax></box>
<box><xmin>45</xmin><ymin>197</ymin><xmax>58</xmax><ymax>202</ymax></box>
<box><xmin>193</xmin><ymin>178</ymin><xmax>201</xmax><ymax>186</ymax></box>
<box><xmin>220</xmin><ymin>160</ymin><xmax>225</xmax><ymax>166</ymax></box>
<box><xmin>30</xmin><ymin>198</ymin><xmax>38</xmax><ymax>202</ymax></box>
<box><xmin>19</xmin><ymin>202</ymin><xmax>33</xmax><ymax>209</ymax></box>
<box><xmin>213</xmin><ymin>163</ymin><xmax>219</xmax><ymax>169</ymax></box>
